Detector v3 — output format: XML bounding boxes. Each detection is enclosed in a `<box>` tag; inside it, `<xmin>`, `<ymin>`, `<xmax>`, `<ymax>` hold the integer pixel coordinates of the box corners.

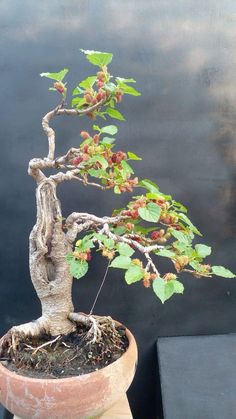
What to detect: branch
<box><xmin>65</xmin><ymin>212</ymin><xmax>163</xmax><ymax>255</ymax></box>
<box><xmin>42</xmin><ymin>98</ymin><xmax>107</xmax><ymax>161</ymax></box>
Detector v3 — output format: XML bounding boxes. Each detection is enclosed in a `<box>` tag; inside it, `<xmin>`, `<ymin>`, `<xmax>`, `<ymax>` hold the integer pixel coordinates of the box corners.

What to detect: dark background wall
<box><xmin>1</xmin><ymin>1</ymin><xmax>236</xmax><ymax>418</ymax></box>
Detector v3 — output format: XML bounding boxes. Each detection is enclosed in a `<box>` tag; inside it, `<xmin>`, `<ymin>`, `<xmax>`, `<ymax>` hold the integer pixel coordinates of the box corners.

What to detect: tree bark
<box><xmin>29</xmin><ymin>178</ymin><xmax>75</xmax><ymax>336</ymax></box>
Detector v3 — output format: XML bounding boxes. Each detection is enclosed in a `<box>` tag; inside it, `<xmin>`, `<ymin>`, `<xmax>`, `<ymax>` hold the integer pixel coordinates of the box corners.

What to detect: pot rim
<box><xmin>0</xmin><ymin>320</ymin><xmax>137</xmax><ymax>384</ymax></box>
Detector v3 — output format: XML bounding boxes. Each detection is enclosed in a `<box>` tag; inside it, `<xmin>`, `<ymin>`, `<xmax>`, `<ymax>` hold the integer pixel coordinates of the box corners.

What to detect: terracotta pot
<box><xmin>0</xmin><ymin>324</ymin><xmax>137</xmax><ymax>419</ymax></box>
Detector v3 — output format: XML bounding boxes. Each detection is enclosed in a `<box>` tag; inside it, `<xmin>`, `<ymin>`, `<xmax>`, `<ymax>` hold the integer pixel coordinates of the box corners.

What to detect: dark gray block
<box><xmin>157</xmin><ymin>334</ymin><xmax>236</xmax><ymax>419</ymax></box>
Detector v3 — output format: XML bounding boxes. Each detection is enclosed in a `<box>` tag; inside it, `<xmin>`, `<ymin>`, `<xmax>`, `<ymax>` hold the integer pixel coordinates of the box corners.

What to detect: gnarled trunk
<box><xmin>29</xmin><ymin>178</ymin><xmax>75</xmax><ymax>335</ymax></box>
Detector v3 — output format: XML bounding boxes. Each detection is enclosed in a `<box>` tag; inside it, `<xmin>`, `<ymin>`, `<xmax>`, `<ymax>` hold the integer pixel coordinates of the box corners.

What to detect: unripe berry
<box><xmin>97</xmin><ymin>71</ymin><xmax>106</xmax><ymax>81</ymax></box>
<box><xmin>80</xmin><ymin>131</ymin><xmax>90</xmax><ymax>140</ymax></box>
<box><xmin>54</xmin><ymin>81</ymin><xmax>65</xmax><ymax>94</ymax></box>
<box><xmin>143</xmin><ymin>278</ymin><xmax>151</xmax><ymax>288</ymax></box>
<box><xmin>84</xmin><ymin>93</ymin><xmax>93</xmax><ymax>103</ymax></box>
<box><xmin>132</xmin><ymin>259</ymin><xmax>143</xmax><ymax>267</ymax></box>
<box><xmin>126</xmin><ymin>222</ymin><xmax>134</xmax><ymax>231</ymax></box>
<box><xmin>163</xmin><ymin>273</ymin><xmax>177</xmax><ymax>281</ymax></box>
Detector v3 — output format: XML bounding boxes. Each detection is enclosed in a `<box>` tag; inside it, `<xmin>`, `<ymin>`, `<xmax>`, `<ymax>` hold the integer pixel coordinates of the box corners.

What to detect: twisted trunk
<box><xmin>29</xmin><ymin>178</ymin><xmax>75</xmax><ymax>336</ymax></box>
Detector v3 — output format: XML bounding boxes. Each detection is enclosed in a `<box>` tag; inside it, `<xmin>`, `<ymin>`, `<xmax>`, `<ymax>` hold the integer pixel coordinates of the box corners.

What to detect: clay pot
<box><xmin>0</xmin><ymin>325</ymin><xmax>137</xmax><ymax>419</ymax></box>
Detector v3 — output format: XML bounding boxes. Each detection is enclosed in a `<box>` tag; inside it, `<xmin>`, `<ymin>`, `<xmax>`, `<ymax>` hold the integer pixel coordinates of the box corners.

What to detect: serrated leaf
<box><xmin>171</xmin><ymin>229</ymin><xmax>192</xmax><ymax>244</ymax></box>
<box><xmin>100</xmin><ymin>125</ymin><xmax>118</xmax><ymax>135</ymax></box>
<box><xmin>104</xmin><ymin>238</ymin><xmax>115</xmax><ymax>249</ymax></box>
<box><xmin>121</xmin><ymin>160</ymin><xmax>134</xmax><ymax>175</ymax></box>
<box><xmin>172</xmin><ymin>200</ymin><xmax>187</xmax><ymax>213</ymax></box>
<box><xmin>101</xmin><ymin>137</ymin><xmax>115</xmax><ymax>145</ymax></box>
<box><xmin>104</xmin><ymin>82</ymin><xmax>117</xmax><ymax>93</ymax></box>
<box><xmin>88</xmin><ymin>168</ymin><xmax>107</xmax><ymax>178</ymax></box>
<box><xmin>138</xmin><ymin>203</ymin><xmax>161</xmax><ymax>223</ymax></box>
<box><xmin>106</xmin><ymin>108</ymin><xmax>125</xmax><ymax>121</ymax></box>
<box><xmin>116</xmin><ymin>77</ymin><xmax>136</xmax><ymax>83</ymax></box>
<box><xmin>125</xmin><ymin>265</ymin><xmax>144</xmax><ymax>284</ymax></box>
<box><xmin>72</xmin><ymin>86</ymin><xmax>84</xmax><ymax>96</ymax></box>
<box><xmin>212</xmin><ymin>266</ymin><xmax>236</xmax><ymax>278</ymax></box>
<box><xmin>118</xmin><ymin>82</ymin><xmax>141</xmax><ymax>96</ymax></box>
<box><xmin>127</xmin><ymin>152</ymin><xmax>142</xmax><ymax>161</ymax></box>
<box><xmin>156</xmin><ymin>249</ymin><xmax>176</xmax><ymax>258</ymax></box>
<box><xmin>152</xmin><ymin>278</ymin><xmax>184</xmax><ymax>303</ymax></box>
<box><xmin>68</xmin><ymin>259</ymin><xmax>88</xmax><ymax>279</ymax></box>
<box><xmin>71</xmin><ymin>97</ymin><xmax>86</xmax><ymax>108</ymax></box>
<box><xmin>195</xmin><ymin>244</ymin><xmax>211</xmax><ymax>258</ymax></box>
<box><xmin>40</xmin><ymin>68</ymin><xmax>69</xmax><ymax>82</ymax></box>
<box><xmin>117</xmin><ymin>243</ymin><xmax>134</xmax><ymax>257</ymax></box>
<box><xmin>114</xmin><ymin>185</ymin><xmax>121</xmax><ymax>194</ymax></box>
<box><xmin>178</xmin><ymin>213</ymin><xmax>202</xmax><ymax>236</ymax></box>
<box><xmin>110</xmin><ymin>256</ymin><xmax>132</xmax><ymax>269</ymax></box>
<box><xmin>79</xmin><ymin>76</ymin><xmax>97</xmax><ymax>90</ymax></box>
<box><xmin>139</xmin><ymin>179</ymin><xmax>159</xmax><ymax>194</ymax></box>
<box><xmin>81</xmin><ymin>49</ymin><xmax>113</xmax><ymax>67</ymax></box>
<box><xmin>90</xmin><ymin>155</ymin><xmax>108</xmax><ymax>169</ymax></box>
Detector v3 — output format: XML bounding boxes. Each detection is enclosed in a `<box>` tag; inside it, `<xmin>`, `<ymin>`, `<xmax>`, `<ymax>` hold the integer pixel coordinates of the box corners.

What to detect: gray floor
<box><xmin>157</xmin><ymin>334</ymin><xmax>236</xmax><ymax>419</ymax></box>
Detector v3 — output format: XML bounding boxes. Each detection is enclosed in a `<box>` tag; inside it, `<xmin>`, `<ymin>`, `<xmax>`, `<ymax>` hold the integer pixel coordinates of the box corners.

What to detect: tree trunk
<box><xmin>29</xmin><ymin>178</ymin><xmax>75</xmax><ymax>336</ymax></box>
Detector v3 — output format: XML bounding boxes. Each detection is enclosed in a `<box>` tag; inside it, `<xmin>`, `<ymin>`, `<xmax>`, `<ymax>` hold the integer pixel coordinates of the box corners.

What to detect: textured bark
<box><xmin>29</xmin><ymin>178</ymin><xmax>75</xmax><ymax>336</ymax></box>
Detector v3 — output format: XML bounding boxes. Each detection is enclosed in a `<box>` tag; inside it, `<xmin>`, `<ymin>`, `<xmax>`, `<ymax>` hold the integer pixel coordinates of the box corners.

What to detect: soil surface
<box><xmin>0</xmin><ymin>323</ymin><xmax>128</xmax><ymax>379</ymax></box>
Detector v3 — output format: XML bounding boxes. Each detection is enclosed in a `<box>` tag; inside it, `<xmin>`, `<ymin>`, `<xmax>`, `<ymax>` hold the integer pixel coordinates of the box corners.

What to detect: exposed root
<box><xmin>68</xmin><ymin>312</ymin><xmax>120</xmax><ymax>345</ymax></box>
<box><xmin>0</xmin><ymin>317</ymin><xmax>50</xmax><ymax>356</ymax></box>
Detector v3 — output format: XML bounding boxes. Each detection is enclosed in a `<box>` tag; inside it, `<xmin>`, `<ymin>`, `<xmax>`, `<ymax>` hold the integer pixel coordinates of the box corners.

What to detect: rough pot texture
<box><xmin>0</xmin><ymin>325</ymin><xmax>137</xmax><ymax>419</ymax></box>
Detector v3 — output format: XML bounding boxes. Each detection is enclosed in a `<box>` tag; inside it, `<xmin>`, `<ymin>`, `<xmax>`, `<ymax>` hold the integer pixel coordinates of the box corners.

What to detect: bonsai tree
<box><xmin>0</xmin><ymin>49</ymin><xmax>235</xmax><ymax>352</ymax></box>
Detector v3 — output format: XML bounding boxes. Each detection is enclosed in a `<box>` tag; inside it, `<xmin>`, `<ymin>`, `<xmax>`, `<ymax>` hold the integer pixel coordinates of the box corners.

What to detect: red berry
<box><xmin>72</xmin><ymin>156</ymin><xmax>83</xmax><ymax>165</ymax></box>
<box><xmin>80</xmin><ymin>131</ymin><xmax>90</xmax><ymax>140</ymax></box>
<box><xmin>93</xmin><ymin>134</ymin><xmax>100</xmax><ymax>144</ymax></box>
<box><xmin>97</xmin><ymin>80</ymin><xmax>104</xmax><ymax>88</ymax></box>
<box><xmin>151</xmin><ymin>231</ymin><xmax>160</xmax><ymax>240</ymax></box>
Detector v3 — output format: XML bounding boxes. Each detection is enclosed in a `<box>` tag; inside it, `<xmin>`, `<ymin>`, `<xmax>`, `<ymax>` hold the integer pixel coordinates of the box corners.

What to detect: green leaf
<box><xmin>106</xmin><ymin>108</ymin><xmax>125</xmax><ymax>121</ymax></box>
<box><xmin>118</xmin><ymin>82</ymin><xmax>141</xmax><ymax>96</ymax></box>
<box><xmin>127</xmin><ymin>152</ymin><xmax>142</xmax><ymax>161</ymax></box>
<box><xmin>104</xmin><ymin>82</ymin><xmax>117</xmax><ymax>93</ymax></box>
<box><xmin>125</xmin><ymin>265</ymin><xmax>144</xmax><ymax>284</ymax></box>
<box><xmin>171</xmin><ymin>229</ymin><xmax>192</xmax><ymax>245</ymax></box>
<box><xmin>172</xmin><ymin>200</ymin><xmax>187</xmax><ymax>213</ymax></box>
<box><xmin>116</xmin><ymin>77</ymin><xmax>136</xmax><ymax>83</ymax></box>
<box><xmin>81</xmin><ymin>49</ymin><xmax>113</xmax><ymax>67</ymax></box>
<box><xmin>178</xmin><ymin>213</ymin><xmax>202</xmax><ymax>236</ymax></box>
<box><xmin>104</xmin><ymin>238</ymin><xmax>115</xmax><ymax>249</ymax></box>
<box><xmin>40</xmin><ymin>69</ymin><xmax>69</xmax><ymax>82</ymax></box>
<box><xmin>152</xmin><ymin>278</ymin><xmax>184</xmax><ymax>303</ymax></box>
<box><xmin>195</xmin><ymin>244</ymin><xmax>211</xmax><ymax>258</ymax></box>
<box><xmin>72</xmin><ymin>86</ymin><xmax>84</xmax><ymax>96</ymax></box>
<box><xmin>79</xmin><ymin>76</ymin><xmax>97</xmax><ymax>90</ymax></box>
<box><xmin>71</xmin><ymin>97</ymin><xmax>86</xmax><ymax>108</ymax></box>
<box><xmin>68</xmin><ymin>259</ymin><xmax>88</xmax><ymax>279</ymax></box>
<box><xmin>101</xmin><ymin>137</ymin><xmax>115</xmax><ymax>145</ymax></box>
<box><xmin>121</xmin><ymin>160</ymin><xmax>134</xmax><ymax>175</ymax></box>
<box><xmin>139</xmin><ymin>179</ymin><xmax>159</xmax><ymax>194</ymax></box>
<box><xmin>152</xmin><ymin>278</ymin><xmax>166</xmax><ymax>303</ymax></box>
<box><xmin>156</xmin><ymin>249</ymin><xmax>176</xmax><ymax>258</ymax></box>
<box><xmin>100</xmin><ymin>125</ymin><xmax>118</xmax><ymax>135</ymax></box>
<box><xmin>212</xmin><ymin>266</ymin><xmax>236</xmax><ymax>278</ymax></box>
<box><xmin>110</xmin><ymin>256</ymin><xmax>132</xmax><ymax>269</ymax></box>
<box><xmin>88</xmin><ymin>168</ymin><xmax>107</xmax><ymax>178</ymax></box>
<box><xmin>117</xmin><ymin>243</ymin><xmax>134</xmax><ymax>257</ymax></box>
<box><xmin>138</xmin><ymin>203</ymin><xmax>161</xmax><ymax>223</ymax></box>
<box><xmin>90</xmin><ymin>155</ymin><xmax>108</xmax><ymax>169</ymax></box>
<box><xmin>114</xmin><ymin>185</ymin><xmax>121</xmax><ymax>194</ymax></box>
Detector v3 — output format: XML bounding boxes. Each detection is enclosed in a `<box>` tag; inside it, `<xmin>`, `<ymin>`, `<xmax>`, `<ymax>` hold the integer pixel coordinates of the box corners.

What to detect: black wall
<box><xmin>1</xmin><ymin>2</ymin><xmax>236</xmax><ymax>418</ymax></box>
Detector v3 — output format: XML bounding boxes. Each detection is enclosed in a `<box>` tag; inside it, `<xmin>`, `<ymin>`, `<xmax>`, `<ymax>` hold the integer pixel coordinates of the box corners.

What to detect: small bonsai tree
<box><xmin>0</xmin><ymin>49</ymin><xmax>235</xmax><ymax>352</ymax></box>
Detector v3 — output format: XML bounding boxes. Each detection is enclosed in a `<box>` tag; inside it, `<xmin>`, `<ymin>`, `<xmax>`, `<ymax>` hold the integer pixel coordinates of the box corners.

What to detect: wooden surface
<box><xmin>13</xmin><ymin>394</ymin><xmax>132</xmax><ymax>419</ymax></box>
